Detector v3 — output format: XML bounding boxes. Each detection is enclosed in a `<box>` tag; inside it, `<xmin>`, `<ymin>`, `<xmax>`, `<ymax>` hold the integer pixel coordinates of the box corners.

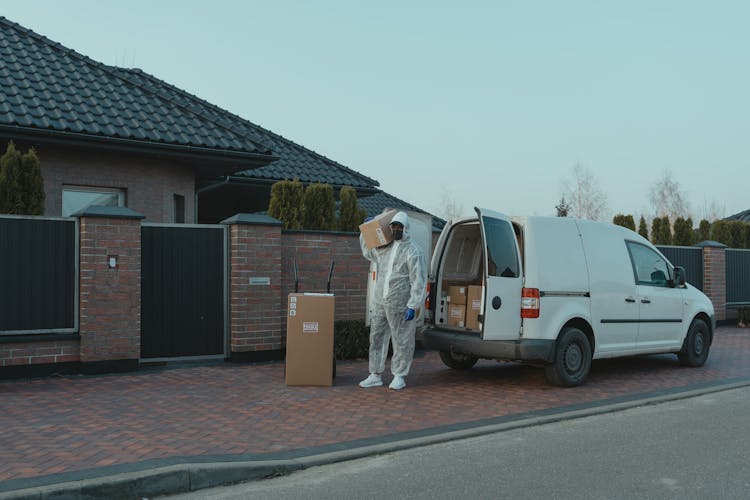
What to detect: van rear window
<box><xmin>483</xmin><ymin>217</ymin><xmax>519</xmax><ymax>278</ymax></box>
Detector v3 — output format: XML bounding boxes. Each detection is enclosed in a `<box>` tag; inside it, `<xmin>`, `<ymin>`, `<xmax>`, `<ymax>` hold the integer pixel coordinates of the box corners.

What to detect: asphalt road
<box><xmin>164</xmin><ymin>386</ymin><xmax>750</xmax><ymax>500</ymax></box>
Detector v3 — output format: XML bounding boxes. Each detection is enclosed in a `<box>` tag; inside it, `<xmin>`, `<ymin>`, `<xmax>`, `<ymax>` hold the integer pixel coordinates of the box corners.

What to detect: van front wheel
<box><xmin>678</xmin><ymin>318</ymin><xmax>710</xmax><ymax>367</ymax></box>
<box><xmin>439</xmin><ymin>350</ymin><xmax>478</xmax><ymax>370</ymax></box>
<box><xmin>545</xmin><ymin>327</ymin><xmax>592</xmax><ymax>387</ymax></box>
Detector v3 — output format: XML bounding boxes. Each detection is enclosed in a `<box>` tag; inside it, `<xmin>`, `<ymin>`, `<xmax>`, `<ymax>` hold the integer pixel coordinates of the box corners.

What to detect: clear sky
<box><xmin>2</xmin><ymin>1</ymin><xmax>749</xmax><ymax>221</ymax></box>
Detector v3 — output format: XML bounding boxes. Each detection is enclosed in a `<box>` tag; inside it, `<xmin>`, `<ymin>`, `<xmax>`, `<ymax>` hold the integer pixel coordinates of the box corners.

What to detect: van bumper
<box><xmin>422</xmin><ymin>328</ymin><xmax>555</xmax><ymax>363</ymax></box>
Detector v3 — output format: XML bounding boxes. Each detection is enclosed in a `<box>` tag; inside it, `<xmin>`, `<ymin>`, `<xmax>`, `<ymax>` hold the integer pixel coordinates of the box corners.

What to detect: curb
<box><xmin>3</xmin><ymin>380</ymin><xmax>750</xmax><ymax>500</ymax></box>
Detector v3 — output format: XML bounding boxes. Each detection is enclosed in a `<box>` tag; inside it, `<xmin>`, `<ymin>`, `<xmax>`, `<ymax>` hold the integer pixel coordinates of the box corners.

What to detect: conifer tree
<box><xmin>268</xmin><ymin>179</ymin><xmax>303</xmax><ymax>229</ymax></box>
<box><xmin>710</xmin><ymin>220</ymin><xmax>731</xmax><ymax>246</ymax></box>
<box><xmin>638</xmin><ymin>216</ymin><xmax>649</xmax><ymax>240</ymax></box>
<box><xmin>612</xmin><ymin>214</ymin><xmax>636</xmax><ymax>231</ymax></box>
<box><xmin>338</xmin><ymin>186</ymin><xmax>365</xmax><ymax>232</ymax></box>
<box><xmin>695</xmin><ymin>219</ymin><xmax>711</xmax><ymax>243</ymax></box>
<box><xmin>0</xmin><ymin>142</ymin><xmax>43</xmax><ymax>215</ymax></box>
<box><xmin>672</xmin><ymin>217</ymin><xmax>693</xmax><ymax>246</ymax></box>
<box><xmin>19</xmin><ymin>147</ymin><xmax>45</xmax><ymax>215</ymax></box>
<box><xmin>301</xmin><ymin>183</ymin><xmax>335</xmax><ymax>230</ymax></box>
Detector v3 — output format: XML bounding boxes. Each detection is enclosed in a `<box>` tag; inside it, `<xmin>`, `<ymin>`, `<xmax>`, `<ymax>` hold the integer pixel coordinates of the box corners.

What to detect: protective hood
<box><xmin>391</xmin><ymin>211</ymin><xmax>410</xmax><ymax>241</ymax></box>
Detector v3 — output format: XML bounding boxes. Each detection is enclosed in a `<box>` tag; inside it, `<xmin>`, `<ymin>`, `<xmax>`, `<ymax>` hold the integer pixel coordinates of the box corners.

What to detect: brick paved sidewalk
<box><xmin>2</xmin><ymin>326</ymin><xmax>749</xmax><ymax>493</ymax></box>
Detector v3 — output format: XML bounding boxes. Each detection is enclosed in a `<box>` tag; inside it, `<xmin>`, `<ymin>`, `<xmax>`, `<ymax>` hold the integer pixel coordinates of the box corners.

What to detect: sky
<box><xmin>2</xmin><ymin>1</ymin><xmax>749</xmax><ymax>221</ymax></box>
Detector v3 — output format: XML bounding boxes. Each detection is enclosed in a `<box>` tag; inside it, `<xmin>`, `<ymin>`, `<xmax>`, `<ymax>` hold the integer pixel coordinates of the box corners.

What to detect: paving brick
<box><xmin>0</xmin><ymin>326</ymin><xmax>748</xmax><ymax>488</ymax></box>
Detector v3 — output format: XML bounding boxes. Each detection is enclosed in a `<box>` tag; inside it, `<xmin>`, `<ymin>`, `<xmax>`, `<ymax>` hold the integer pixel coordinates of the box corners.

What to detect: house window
<box><xmin>174</xmin><ymin>194</ymin><xmax>185</xmax><ymax>223</ymax></box>
<box><xmin>62</xmin><ymin>186</ymin><xmax>125</xmax><ymax>216</ymax></box>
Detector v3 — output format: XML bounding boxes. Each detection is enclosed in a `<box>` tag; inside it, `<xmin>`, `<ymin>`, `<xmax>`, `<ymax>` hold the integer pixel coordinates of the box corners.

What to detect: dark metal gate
<box><xmin>657</xmin><ymin>245</ymin><xmax>704</xmax><ymax>291</ymax></box>
<box><xmin>0</xmin><ymin>216</ymin><xmax>77</xmax><ymax>334</ymax></box>
<box><xmin>141</xmin><ymin>224</ymin><xmax>226</xmax><ymax>359</ymax></box>
<box><xmin>726</xmin><ymin>249</ymin><xmax>750</xmax><ymax>307</ymax></box>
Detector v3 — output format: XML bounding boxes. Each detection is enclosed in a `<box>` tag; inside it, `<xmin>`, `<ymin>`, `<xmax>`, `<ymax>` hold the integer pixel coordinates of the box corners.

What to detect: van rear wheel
<box><xmin>545</xmin><ymin>327</ymin><xmax>591</xmax><ymax>387</ymax></box>
<box><xmin>439</xmin><ymin>350</ymin><xmax>478</xmax><ymax>370</ymax></box>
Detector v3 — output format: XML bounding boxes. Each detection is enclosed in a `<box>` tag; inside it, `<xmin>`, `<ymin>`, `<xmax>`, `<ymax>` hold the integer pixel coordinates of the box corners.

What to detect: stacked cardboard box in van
<box><xmin>447</xmin><ymin>285</ymin><xmax>466</xmax><ymax>327</ymax></box>
<box><xmin>446</xmin><ymin>284</ymin><xmax>482</xmax><ymax>330</ymax></box>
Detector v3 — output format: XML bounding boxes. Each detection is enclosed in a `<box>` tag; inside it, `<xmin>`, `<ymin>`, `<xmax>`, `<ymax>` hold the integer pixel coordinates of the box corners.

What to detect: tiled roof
<box><xmin>726</xmin><ymin>210</ymin><xmax>750</xmax><ymax>223</ymax></box>
<box><xmin>0</xmin><ymin>16</ymin><xmax>271</xmax><ymax>159</ymax></box>
<box><xmin>358</xmin><ymin>191</ymin><xmax>445</xmax><ymax>231</ymax></box>
<box><xmin>114</xmin><ymin>68</ymin><xmax>380</xmax><ymax>189</ymax></box>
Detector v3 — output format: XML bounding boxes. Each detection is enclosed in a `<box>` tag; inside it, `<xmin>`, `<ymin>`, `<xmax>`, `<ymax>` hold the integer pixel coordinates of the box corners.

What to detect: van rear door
<box><xmin>477</xmin><ymin>208</ymin><xmax>523</xmax><ymax>340</ymax></box>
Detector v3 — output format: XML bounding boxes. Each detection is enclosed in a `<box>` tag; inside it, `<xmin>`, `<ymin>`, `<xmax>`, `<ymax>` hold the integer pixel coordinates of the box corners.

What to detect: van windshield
<box><xmin>483</xmin><ymin>217</ymin><xmax>519</xmax><ymax>278</ymax></box>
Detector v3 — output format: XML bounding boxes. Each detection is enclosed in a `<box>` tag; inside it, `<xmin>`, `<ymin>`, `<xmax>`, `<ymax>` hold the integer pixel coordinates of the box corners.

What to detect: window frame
<box><xmin>62</xmin><ymin>185</ymin><xmax>126</xmax><ymax>217</ymax></box>
<box><xmin>625</xmin><ymin>240</ymin><xmax>673</xmax><ymax>288</ymax></box>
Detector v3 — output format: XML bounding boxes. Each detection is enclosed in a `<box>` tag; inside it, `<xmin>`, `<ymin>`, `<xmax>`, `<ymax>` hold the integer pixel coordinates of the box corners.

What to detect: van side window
<box><xmin>626</xmin><ymin>241</ymin><xmax>671</xmax><ymax>287</ymax></box>
<box><xmin>483</xmin><ymin>217</ymin><xmax>519</xmax><ymax>278</ymax></box>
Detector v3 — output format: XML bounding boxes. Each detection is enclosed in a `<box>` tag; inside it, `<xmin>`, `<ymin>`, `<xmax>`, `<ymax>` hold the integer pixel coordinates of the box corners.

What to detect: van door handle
<box><xmin>641</xmin><ymin>298</ymin><xmax>651</xmax><ymax>304</ymax></box>
<box><xmin>625</xmin><ymin>297</ymin><xmax>636</xmax><ymax>303</ymax></box>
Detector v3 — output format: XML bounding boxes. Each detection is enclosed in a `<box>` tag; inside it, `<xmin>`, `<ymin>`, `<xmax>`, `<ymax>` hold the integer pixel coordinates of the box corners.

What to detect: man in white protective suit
<box><xmin>359</xmin><ymin>211</ymin><xmax>427</xmax><ymax>390</ymax></box>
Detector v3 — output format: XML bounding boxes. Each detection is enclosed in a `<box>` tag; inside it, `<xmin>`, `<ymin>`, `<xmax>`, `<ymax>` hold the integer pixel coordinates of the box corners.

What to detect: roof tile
<box><xmin>0</xmin><ymin>16</ymin><xmax>272</xmax><ymax>157</ymax></box>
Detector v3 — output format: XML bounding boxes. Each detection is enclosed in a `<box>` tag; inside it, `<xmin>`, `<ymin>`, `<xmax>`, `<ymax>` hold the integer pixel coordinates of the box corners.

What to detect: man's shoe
<box><xmin>359</xmin><ymin>373</ymin><xmax>383</xmax><ymax>388</ymax></box>
<box><xmin>389</xmin><ymin>375</ymin><xmax>406</xmax><ymax>390</ymax></box>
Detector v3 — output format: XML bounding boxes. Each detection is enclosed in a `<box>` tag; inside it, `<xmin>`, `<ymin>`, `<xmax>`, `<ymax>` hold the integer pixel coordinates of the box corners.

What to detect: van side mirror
<box><xmin>672</xmin><ymin>266</ymin><xmax>686</xmax><ymax>288</ymax></box>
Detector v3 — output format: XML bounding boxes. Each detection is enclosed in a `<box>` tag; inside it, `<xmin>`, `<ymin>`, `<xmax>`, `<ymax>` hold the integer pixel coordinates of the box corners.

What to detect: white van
<box><xmin>422</xmin><ymin>208</ymin><xmax>715</xmax><ymax>386</ymax></box>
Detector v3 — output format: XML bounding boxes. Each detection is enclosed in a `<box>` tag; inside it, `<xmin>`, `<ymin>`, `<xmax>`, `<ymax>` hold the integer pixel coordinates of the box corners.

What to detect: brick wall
<box><xmin>78</xmin><ymin>212</ymin><xmax>142</xmax><ymax>367</ymax></box>
<box><xmin>40</xmin><ymin>146</ymin><xmax>195</xmax><ymax>223</ymax></box>
<box><xmin>281</xmin><ymin>231</ymin><xmax>369</xmax><ymax>322</ymax></box>
<box><xmin>227</xmin><ymin>220</ymin><xmax>284</xmax><ymax>357</ymax></box>
<box><xmin>702</xmin><ymin>245</ymin><xmax>727</xmax><ymax>322</ymax></box>
<box><xmin>0</xmin><ymin>339</ymin><xmax>79</xmax><ymax>368</ymax></box>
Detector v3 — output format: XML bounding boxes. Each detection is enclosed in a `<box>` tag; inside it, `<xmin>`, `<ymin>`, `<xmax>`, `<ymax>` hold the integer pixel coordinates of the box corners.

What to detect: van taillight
<box><xmin>425</xmin><ymin>282</ymin><xmax>432</xmax><ymax>311</ymax></box>
<box><xmin>521</xmin><ymin>288</ymin><xmax>540</xmax><ymax>318</ymax></box>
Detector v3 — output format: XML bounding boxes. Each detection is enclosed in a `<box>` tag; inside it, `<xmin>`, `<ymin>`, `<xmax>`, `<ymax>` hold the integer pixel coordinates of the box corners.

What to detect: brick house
<box><xmin>0</xmin><ymin>16</ymin><xmax>437</xmax><ymax>223</ymax></box>
<box><xmin>0</xmin><ymin>16</ymin><xmax>443</xmax><ymax>377</ymax></box>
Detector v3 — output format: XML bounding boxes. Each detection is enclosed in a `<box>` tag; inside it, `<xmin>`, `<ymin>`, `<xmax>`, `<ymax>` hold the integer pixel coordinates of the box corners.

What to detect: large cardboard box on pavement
<box><xmin>358</xmin><ymin>209</ymin><xmax>397</xmax><ymax>250</ymax></box>
<box><xmin>285</xmin><ymin>293</ymin><xmax>335</xmax><ymax>386</ymax></box>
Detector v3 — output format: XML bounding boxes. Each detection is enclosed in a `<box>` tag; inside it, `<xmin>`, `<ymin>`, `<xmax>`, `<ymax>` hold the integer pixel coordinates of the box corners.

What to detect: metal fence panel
<box><xmin>0</xmin><ymin>216</ymin><xmax>77</xmax><ymax>333</ymax></box>
<box><xmin>656</xmin><ymin>245</ymin><xmax>703</xmax><ymax>291</ymax></box>
<box><xmin>726</xmin><ymin>249</ymin><xmax>750</xmax><ymax>307</ymax></box>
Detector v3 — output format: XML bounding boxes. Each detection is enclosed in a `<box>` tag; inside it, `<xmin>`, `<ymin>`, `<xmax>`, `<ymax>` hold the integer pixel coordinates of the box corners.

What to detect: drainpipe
<box><xmin>194</xmin><ymin>176</ymin><xmax>230</xmax><ymax>223</ymax></box>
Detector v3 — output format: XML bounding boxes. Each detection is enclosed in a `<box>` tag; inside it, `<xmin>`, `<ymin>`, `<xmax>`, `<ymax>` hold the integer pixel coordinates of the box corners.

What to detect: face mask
<box><xmin>392</xmin><ymin>227</ymin><xmax>404</xmax><ymax>240</ymax></box>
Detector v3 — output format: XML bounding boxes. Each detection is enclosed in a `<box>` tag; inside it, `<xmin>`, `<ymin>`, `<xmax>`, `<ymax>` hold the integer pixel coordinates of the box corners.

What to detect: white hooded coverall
<box><xmin>360</xmin><ymin>213</ymin><xmax>427</xmax><ymax>377</ymax></box>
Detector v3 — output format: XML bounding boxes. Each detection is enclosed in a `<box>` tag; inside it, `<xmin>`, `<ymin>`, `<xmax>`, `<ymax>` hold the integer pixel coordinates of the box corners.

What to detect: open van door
<box><xmin>476</xmin><ymin>208</ymin><xmax>523</xmax><ymax>341</ymax></box>
<box><xmin>365</xmin><ymin>209</ymin><xmax>433</xmax><ymax>328</ymax></box>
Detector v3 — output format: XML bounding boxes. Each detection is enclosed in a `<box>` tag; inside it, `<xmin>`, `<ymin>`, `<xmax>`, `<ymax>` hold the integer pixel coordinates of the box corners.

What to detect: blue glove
<box><xmin>404</xmin><ymin>308</ymin><xmax>415</xmax><ymax>321</ymax></box>
<box><xmin>363</xmin><ymin>216</ymin><xmax>373</xmax><ymax>223</ymax></box>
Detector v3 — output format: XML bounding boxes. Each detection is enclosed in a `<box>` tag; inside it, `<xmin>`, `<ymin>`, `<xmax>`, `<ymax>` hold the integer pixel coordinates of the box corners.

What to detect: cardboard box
<box><xmin>358</xmin><ymin>209</ymin><xmax>397</xmax><ymax>250</ymax></box>
<box><xmin>465</xmin><ymin>285</ymin><xmax>483</xmax><ymax>330</ymax></box>
<box><xmin>448</xmin><ymin>285</ymin><xmax>467</xmax><ymax>305</ymax></box>
<box><xmin>285</xmin><ymin>293</ymin><xmax>335</xmax><ymax>386</ymax></box>
<box><xmin>447</xmin><ymin>303</ymin><xmax>466</xmax><ymax>327</ymax></box>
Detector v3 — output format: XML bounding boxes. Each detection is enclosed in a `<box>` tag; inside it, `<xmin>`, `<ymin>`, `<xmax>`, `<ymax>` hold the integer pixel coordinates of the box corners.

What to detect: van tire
<box><xmin>545</xmin><ymin>327</ymin><xmax>592</xmax><ymax>387</ymax></box>
<box><xmin>439</xmin><ymin>350</ymin><xmax>478</xmax><ymax>370</ymax></box>
<box><xmin>678</xmin><ymin>318</ymin><xmax>710</xmax><ymax>367</ymax></box>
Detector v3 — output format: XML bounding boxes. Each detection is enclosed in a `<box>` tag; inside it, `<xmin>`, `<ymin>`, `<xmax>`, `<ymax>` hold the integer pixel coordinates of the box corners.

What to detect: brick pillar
<box><xmin>77</xmin><ymin>206</ymin><xmax>144</xmax><ymax>372</ymax></box>
<box><xmin>697</xmin><ymin>241</ymin><xmax>727</xmax><ymax>322</ymax></box>
<box><xmin>223</xmin><ymin>214</ymin><xmax>284</xmax><ymax>362</ymax></box>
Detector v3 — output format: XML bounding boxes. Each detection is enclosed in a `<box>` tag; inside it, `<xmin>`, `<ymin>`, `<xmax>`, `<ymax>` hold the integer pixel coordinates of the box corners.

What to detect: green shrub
<box><xmin>638</xmin><ymin>216</ymin><xmax>649</xmax><ymax>240</ymax></box>
<box><xmin>612</xmin><ymin>214</ymin><xmax>636</xmax><ymax>231</ymax></box>
<box><xmin>0</xmin><ymin>142</ymin><xmax>44</xmax><ymax>215</ymax></box>
<box><xmin>301</xmin><ymin>183</ymin><xmax>335</xmax><ymax>230</ymax></box>
<box><xmin>711</xmin><ymin>220</ymin><xmax>732</xmax><ymax>246</ymax></box>
<box><xmin>334</xmin><ymin>319</ymin><xmax>370</xmax><ymax>360</ymax></box>
<box><xmin>695</xmin><ymin>219</ymin><xmax>711</xmax><ymax>243</ymax></box>
<box><xmin>338</xmin><ymin>186</ymin><xmax>366</xmax><ymax>232</ymax></box>
<box><xmin>268</xmin><ymin>179</ymin><xmax>303</xmax><ymax>229</ymax></box>
<box><xmin>651</xmin><ymin>216</ymin><xmax>672</xmax><ymax>245</ymax></box>
<box><xmin>673</xmin><ymin>217</ymin><xmax>693</xmax><ymax>246</ymax></box>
